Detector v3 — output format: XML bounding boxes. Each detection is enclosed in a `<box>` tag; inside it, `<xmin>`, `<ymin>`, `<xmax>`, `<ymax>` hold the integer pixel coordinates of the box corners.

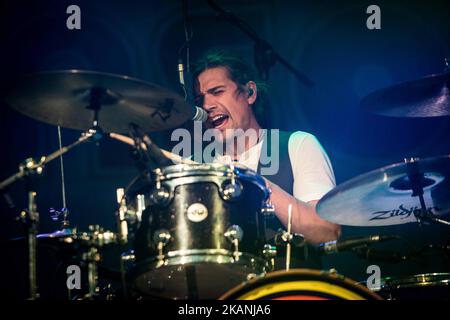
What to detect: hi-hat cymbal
<box><xmin>317</xmin><ymin>155</ymin><xmax>450</xmax><ymax>226</ymax></box>
<box><xmin>361</xmin><ymin>71</ymin><xmax>450</xmax><ymax>118</ymax></box>
<box><xmin>3</xmin><ymin>70</ymin><xmax>194</xmax><ymax>133</ymax></box>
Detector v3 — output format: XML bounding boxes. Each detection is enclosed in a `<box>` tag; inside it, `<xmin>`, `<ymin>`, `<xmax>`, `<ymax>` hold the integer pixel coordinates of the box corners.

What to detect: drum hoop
<box><xmin>219</xmin><ymin>269</ymin><xmax>383</xmax><ymax>300</ymax></box>
<box><xmin>157</xmin><ymin>249</ymin><xmax>266</xmax><ymax>267</ymax></box>
<box><xmin>381</xmin><ymin>273</ymin><xmax>450</xmax><ymax>289</ymax></box>
<box><xmin>153</xmin><ymin>164</ymin><xmax>266</xmax><ymax>188</ymax></box>
<box><xmin>128</xmin><ymin>251</ymin><xmax>267</xmax><ymax>279</ymax></box>
<box><xmin>159</xmin><ymin>176</ymin><xmax>267</xmax><ymax>198</ymax></box>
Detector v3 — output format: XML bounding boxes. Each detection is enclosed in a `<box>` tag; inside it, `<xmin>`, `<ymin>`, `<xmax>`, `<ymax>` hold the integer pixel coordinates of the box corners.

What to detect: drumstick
<box><xmin>286</xmin><ymin>204</ymin><xmax>293</xmax><ymax>271</ymax></box>
<box><xmin>108</xmin><ymin>132</ymin><xmax>198</xmax><ymax>165</ymax></box>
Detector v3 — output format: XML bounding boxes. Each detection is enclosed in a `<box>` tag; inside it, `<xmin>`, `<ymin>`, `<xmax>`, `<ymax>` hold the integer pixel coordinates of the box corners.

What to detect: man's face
<box><xmin>195</xmin><ymin>67</ymin><xmax>254</xmax><ymax>142</ymax></box>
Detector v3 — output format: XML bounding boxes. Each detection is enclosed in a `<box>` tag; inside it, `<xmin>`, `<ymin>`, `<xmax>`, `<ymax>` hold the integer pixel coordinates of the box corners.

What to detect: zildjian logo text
<box><xmin>370</xmin><ymin>204</ymin><xmax>438</xmax><ymax>221</ymax></box>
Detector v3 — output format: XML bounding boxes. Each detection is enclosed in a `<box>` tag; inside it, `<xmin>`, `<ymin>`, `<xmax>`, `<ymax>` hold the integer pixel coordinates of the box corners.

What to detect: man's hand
<box><xmin>263</xmin><ymin>177</ymin><xmax>341</xmax><ymax>244</ymax></box>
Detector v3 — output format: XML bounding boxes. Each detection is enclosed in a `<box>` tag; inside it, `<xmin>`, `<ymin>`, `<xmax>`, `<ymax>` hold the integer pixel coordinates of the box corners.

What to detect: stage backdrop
<box><xmin>1</xmin><ymin>0</ymin><xmax>449</xmax><ymax>283</ymax></box>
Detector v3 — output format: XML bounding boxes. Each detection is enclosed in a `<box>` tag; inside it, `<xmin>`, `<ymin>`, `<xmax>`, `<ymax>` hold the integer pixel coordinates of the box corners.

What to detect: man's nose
<box><xmin>202</xmin><ymin>96</ymin><xmax>217</xmax><ymax>112</ymax></box>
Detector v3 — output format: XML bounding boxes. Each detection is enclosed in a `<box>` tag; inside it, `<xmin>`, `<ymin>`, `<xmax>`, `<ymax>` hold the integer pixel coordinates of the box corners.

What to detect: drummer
<box><xmin>192</xmin><ymin>50</ymin><xmax>341</xmax><ymax>250</ymax></box>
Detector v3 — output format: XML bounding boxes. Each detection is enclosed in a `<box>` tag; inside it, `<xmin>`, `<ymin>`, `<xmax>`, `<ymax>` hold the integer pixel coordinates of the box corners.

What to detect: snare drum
<box><xmin>127</xmin><ymin>163</ymin><xmax>271</xmax><ymax>299</ymax></box>
<box><xmin>219</xmin><ymin>269</ymin><xmax>383</xmax><ymax>300</ymax></box>
<box><xmin>374</xmin><ymin>273</ymin><xmax>450</xmax><ymax>300</ymax></box>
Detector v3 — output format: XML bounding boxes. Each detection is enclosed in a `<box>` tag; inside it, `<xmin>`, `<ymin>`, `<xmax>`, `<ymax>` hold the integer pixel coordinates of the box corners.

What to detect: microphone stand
<box><xmin>206</xmin><ymin>0</ymin><xmax>314</xmax><ymax>87</ymax></box>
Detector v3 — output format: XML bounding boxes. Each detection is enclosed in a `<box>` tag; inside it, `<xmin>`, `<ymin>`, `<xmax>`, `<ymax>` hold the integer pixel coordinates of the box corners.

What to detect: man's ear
<box><xmin>246</xmin><ymin>81</ymin><xmax>257</xmax><ymax>105</ymax></box>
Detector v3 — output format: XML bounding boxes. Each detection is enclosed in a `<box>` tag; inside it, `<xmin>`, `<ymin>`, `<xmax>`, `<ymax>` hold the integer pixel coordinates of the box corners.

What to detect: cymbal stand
<box><xmin>78</xmin><ymin>225</ymin><xmax>117</xmax><ymax>300</ymax></box>
<box><xmin>17</xmin><ymin>191</ymin><xmax>39</xmax><ymax>300</ymax></box>
<box><xmin>406</xmin><ymin>158</ymin><xmax>450</xmax><ymax>227</ymax></box>
<box><xmin>0</xmin><ymin>128</ymin><xmax>102</xmax><ymax>191</ymax></box>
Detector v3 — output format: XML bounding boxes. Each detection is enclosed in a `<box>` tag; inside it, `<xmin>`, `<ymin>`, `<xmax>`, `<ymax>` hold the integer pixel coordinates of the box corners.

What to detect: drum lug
<box><xmin>224</xmin><ymin>225</ymin><xmax>243</xmax><ymax>260</ymax></box>
<box><xmin>262</xmin><ymin>244</ymin><xmax>277</xmax><ymax>271</ymax></box>
<box><xmin>261</xmin><ymin>201</ymin><xmax>275</xmax><ymax>216</ymax></box>
<box><xmin>153</xmin><ymin>229</ymin><xmax>171</xmax><ymax>261</ymax></box>
<box><xmin>149</xmin><ymin>185</ymin><xmax>172</xmax><ymax>207</ymax></box>
<box><xmin>220</xmin><ymin>179</ymin><xmax>243</xmax><ymax>201</ymax></box>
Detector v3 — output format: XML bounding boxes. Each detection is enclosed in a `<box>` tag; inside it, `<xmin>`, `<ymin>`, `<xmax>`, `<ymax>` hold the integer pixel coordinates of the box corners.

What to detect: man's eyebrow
<box><xmin>195</xmin><ymin>85</ymin><xmax>226</xmax><ymax>99</ymax></box>
<box><xmin>206</xmin><ymin>85</ymin><xmax>226</xmax><ymax>93</ymax></box>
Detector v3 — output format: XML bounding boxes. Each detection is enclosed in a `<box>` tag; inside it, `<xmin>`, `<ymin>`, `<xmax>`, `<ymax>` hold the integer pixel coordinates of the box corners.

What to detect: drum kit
<box><xmin>1</xmin><ymin>68</ymin><xmax>449</xmax><ymax>300</ymax></box>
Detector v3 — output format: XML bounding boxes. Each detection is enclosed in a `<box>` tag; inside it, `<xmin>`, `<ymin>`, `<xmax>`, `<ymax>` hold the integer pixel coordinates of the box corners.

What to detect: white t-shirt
<box><xmin>214</xmin><ymin>130</ymin><xmax>336</xmax><ymax>203</ymax></box>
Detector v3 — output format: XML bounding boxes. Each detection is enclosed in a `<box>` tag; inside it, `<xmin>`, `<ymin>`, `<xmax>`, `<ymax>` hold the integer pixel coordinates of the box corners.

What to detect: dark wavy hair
<box><xmin>192</xmin><ymin>49</ymin><xmax>268</xmax><ymax>127</ymax></box>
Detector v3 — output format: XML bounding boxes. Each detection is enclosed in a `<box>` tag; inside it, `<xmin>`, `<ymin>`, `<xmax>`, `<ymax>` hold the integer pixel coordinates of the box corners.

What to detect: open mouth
<box><xmin>209</xmin><ymin>114</ymin><xmax>229</xmax><ymax>129</ymax></box>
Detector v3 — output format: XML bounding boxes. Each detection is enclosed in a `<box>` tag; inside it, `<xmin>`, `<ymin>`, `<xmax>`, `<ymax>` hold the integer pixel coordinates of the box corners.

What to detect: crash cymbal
<box><xmin>3</xmin><ymin>70</ymin><xmax>194</xmax><ymax>133</ymax></box>
<box><xmin>361</xmin><ymin>71</ymin><xmax>450</xmax><ymax>118</ymax></box>
<box><xmin>317</xmin><ymin>155</ymin><xmax>450</xmax><ymax>226</ymax></box>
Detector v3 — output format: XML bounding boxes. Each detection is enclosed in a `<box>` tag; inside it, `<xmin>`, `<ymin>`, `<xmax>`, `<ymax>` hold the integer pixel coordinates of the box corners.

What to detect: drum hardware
<box><xmin>49</xmin><ymin>207</ymin><xmax>71</xmax><ymax>230</ymax></box>
<box><xmin>224</xmin><ymin>225</ymin><xmax>244</xmax><ymax>261</ymax></box>
<box><xmin>220</xmin><ymin>163</ymin><xmax>243</xmax><ymax>201</ymax></box>
<box><xmin>119</xmin><ymin>250</ymin><xmax>136</xmax><ymax>299</ymax></box>
<box><xmin>262</xmin><ymin>244</ymin><xmax>277</xmax><ymax>271</ymax></box>
<box><xmin>148</xmin><ymin>172</ymin><xmax>172</xmax><ymax>207</ymax></box>
<box><xmin>16</xmin><ymin>191</ymin><xmax>40</xmax><ymax>300</ymax></box>
<box><xmin>404</xmin><ymin>157</ymin><xmax>450</xmax><ymax>227</ymax></box>
<box><xmin>136</xmin><ymin>194</ymin><xmax>146</xmax><ymax>222</ymax></box>
<box><xmin>153</xmin><ymin>229</ymin><xmax>172</xmax><ymax>265</ymax></box>
<box><xmin>73</xmin><ymin>225</ymin><xmax>117</xmax><ymax>300</ymax></box>
<box><xmin>261</xmin><ymin>201</ymin><xmax>275</xmax><ymax>216</ymax></box>
<box><xmin>0</xmin><ymin>128</ymin><xmax>103</xmax><ymax>192</ymax></box>
<box><xmin>273</xmin><ymin>230</ymin><xmax>305</xmax><ymax>247</ymax></box>
<box><xmin>116</xmin><ymin>188</ymin><xmax>129</xmax><ymax>244</ymax></box>
<box><xmin>221</xmin><ymin>180</ymin><xmax>244</xmax><ymax>201</ymax></box>
<box><xmin>261</xmin><ymin>201</ymin><xmax>275</xmax><ymax>217</ymax></box>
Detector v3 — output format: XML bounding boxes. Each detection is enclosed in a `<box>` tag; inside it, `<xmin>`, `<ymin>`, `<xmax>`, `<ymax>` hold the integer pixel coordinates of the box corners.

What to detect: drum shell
<box><xmin>133</xmin><ymin>178</ymin><xmax>267</xmax><ymax>262</ymax></box>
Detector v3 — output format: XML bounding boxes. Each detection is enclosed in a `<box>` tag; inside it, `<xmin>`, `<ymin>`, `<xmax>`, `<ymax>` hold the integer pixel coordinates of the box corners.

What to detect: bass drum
<box><xmin>219</xmin><ymin>269</ymin><xmax>383</xmax><ymax>300</ymax></box>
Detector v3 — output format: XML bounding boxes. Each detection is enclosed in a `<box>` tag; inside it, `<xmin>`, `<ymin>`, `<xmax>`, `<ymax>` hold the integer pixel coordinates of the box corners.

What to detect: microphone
<box><xmin>128</xmin><ymin>124</ymin><xmax>172</xmax><ymax>167</ymax></box>
<box><xmin>192</xmin><ymin>106</ymin><xmax>208</xmax><ymax>122</ymax></box>
<box><xmin>318</xmin><ymin>235</ymin><xmax>398</xmax><ymax>255</ymax></box>
<box><xmin>178</xmin><ymin>58</ymin><xmax>185</xmax><ymax>86</ymax></box>
<box><xmin>141</xmin><ymin>134</ymin><xmax>172</xmax><ymax>167</ymax></box>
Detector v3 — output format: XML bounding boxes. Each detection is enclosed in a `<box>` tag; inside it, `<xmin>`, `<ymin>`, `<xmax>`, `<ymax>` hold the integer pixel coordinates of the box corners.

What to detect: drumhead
<box><xmin>219</xmin><ymin>269</ymin><xmax>383</xmax><ymax>300</ymax></box>
<box><xmin>373</xmin><ymin>273</ymin><xmax>450</xmax><ymax>300</ymax></box>
<box><xmin>380</xmin><ymin>273</ymin><xmax>450</xmax><ymax>289</ymax></box>
<box><xmin>152</xmin><ymin>163</ymin><xmax>268</xmax><ymax>193</ymax></box>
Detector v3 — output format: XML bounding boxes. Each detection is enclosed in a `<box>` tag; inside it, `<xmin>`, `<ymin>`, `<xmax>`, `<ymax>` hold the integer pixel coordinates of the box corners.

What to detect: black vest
<box><xmin>257</xmin><ymin>130</ymin><xmax>322</xmax><ymax>270</ymax></box>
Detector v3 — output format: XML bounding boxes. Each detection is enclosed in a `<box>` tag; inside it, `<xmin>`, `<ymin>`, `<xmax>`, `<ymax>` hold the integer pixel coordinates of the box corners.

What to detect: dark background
<box><xmin>0</xmin><ymin>0</ymin><xmax>449</xmax><ymax>288</ymax></box>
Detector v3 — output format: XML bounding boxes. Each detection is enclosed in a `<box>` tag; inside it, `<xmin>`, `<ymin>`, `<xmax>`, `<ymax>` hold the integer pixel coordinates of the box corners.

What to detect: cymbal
<box><xmin>317</xmin><ymin>155</ymin><xmax>450</xmax><ymax>226</ymax></box>
<box><xmin>361</xmin><ymin>71</ymin><xmax>450</xmax><ymax>118</ymax></box>
<box><xmin>3</xmin><ymin>70</ymin><xmax>194</xmax><ymax>133</ymax></box>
